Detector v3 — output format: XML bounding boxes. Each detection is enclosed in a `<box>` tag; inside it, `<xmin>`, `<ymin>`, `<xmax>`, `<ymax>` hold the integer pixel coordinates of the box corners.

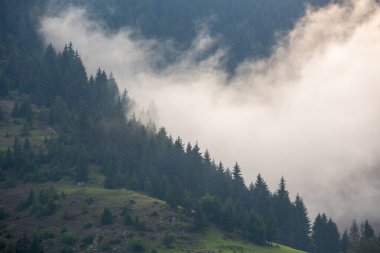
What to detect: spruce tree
<box><xmin>245</xmin><ymin>211</ymin><xmax>267</xmax><ymax>245</ymax></box>
<box><xmin>362</xmin><ymin>220</ymin><xmax>375</xmax><ymax>239</ymax></box>
<box><xmin>312</xmin><ymin>213</ymin><xmax>340</xmax><ymax>253</ymax></box>
<box><xmin>251</xmin><ymin>174</ymin><xmax>271</xmax><ymax>222</ymax></box>
<box><xmin>326</xmin><ymin>218</ymin><xmax>340</xmax><ymax>253</ymax></box>
<box><xmin>350</xmin><ymin>219</ymin><xmax>360</xmax><ymax>249</ymax></box>
<box><xmin>232</xmin><ymin>162</ymin><xmax>244</xmax><ymax>186</ymax></box>
<box><xmin>274</xmin><ymin>177</ymin><xmax>293</xmax><ymax>246</ymax></box>
<box><xmin>293</xmin><ymin>195</ymin><xmax>311</xmax><ymax>251</ymax></box>
<box><xmin>341</xmin><ymin>230</ymin><xmax>349</xmax><ymax>253</ymax></box>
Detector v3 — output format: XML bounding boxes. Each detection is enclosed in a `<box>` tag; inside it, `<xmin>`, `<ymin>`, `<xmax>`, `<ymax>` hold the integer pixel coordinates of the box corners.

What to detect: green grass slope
<box><xmin>0</xmin><ymin>183</ymin><xmax>306</xmax><ymax>253</ymax></box>
<box><xmin>194</xmin><ymin>227</ymin><xmax>306</xmax><ymax>253</ymax></box>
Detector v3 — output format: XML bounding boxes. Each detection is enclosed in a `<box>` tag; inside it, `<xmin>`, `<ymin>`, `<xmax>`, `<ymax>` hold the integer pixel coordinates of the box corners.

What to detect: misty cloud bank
<box><xmin>40</xmin><ymin>0</ymin><xmax>380</xmax><ymax>228</ymax></box>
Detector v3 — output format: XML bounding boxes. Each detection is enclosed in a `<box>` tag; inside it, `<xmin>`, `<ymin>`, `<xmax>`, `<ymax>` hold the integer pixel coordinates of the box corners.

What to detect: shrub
<box><xmin>100</xmin><ymin>243</ymin><xmax>112</xmax><ymax>251</ymax></box>
<box><xmin>162</xmin><ymin>231</ymin><xmax>176</xmax><ymax>248</ymax></box>
<box><xmin>83</xmin><ymin>223</ymin><xmax>93</xmax><ymax>229</ymax></box>
<box><xmin>62</xmin><ymin>232</ymin><xmax>77</xmax><ymax>246</ymax></box>
<box><xmin>110</xmin><ymin>239</ymin><xmax>121</xmax><ymax>245</ymax></box>
<box><xmin>40</xmin><ymin>230</ymin><xmax>55</xmax><ymax>240</ymax></box>
<box><xmin>62</xmin><ymin>209</ymin><xmax>76</xmax><ymax>221</ymax></box>
<box><xmin>130</xmin><ymin>239</ymin><xmax>146</xmax><ymax>252</ymax></box>
<box><xmin>124</xmin><ymin>213</ymin><xmax>133</xmax><ymax>226</ymax></box>
<box><xmin>0</xmin><ymin>239</ymin><xmax>13</xmax><ymax>251</ymax></box>
<box><xmin>0</xmin><ymin>207</ymin><xmax>8</xmax><ymax>220</ymax></box>
<box><xmin>81</xmin><ymin>234</ymin><xmax>94</xmax><ymax>247</ymax></box>
<box><xmin>100</xmin><ymin>208</ymin><xmax>113</xmax><ymax>225</ymax></box>
<box><xmin>29</xmin><ymin>237</ymin><xmax>44</xmax><ymax>253</ymax></box>
<box><xmin>16</xmin><ymin>189</ymin><xmax>35</xmax><ymax>211</ymax></box>
<box><xmin>120</xmin><ymin>204</ymin><xmax>131</xmax><ymax>216</ymax></box>
<box><xmin>84</xmin><ymin>196</ymin><xmax>94</xmax><ymax>205</ymax></box>
<box><xmin>44</xmin><ymin>199</ymin><xmax>57</xmax><ymax>215</ymax></box>
<box><xmin>61</xmin><ymin>247</ymin><xmax>74</xmax><ymax>253</ymax></box>
<box><xmin>134</xmin><ymin>217</ymin><xmax>146</xmax><ymax>231</ymax></box>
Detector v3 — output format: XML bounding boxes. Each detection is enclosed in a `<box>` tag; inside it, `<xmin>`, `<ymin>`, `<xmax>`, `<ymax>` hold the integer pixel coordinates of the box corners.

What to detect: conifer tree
<box><xmin>350</xmin><ymin>219</ymin><xmax>360</xmax><ymax>249</ymax></box>
<box><xmin>274</xmin><ymin>177</ymin><xmax>294</xmax><ymax>246</ymax></box>
<box><xmin>221</xmin><ymin>202</ymin><xmax>235</xmax><ymax>231</ymax></box>
<box><xmin>341</xmin><ymin>229</ymin><xmax>349</xmax><ymax>253</ymax></box>
<box><xmin>245</xmin><ymin>211</ymin><xmax>267</xmax><ymax>245</ymax></box>
<box><xmin>312</xmin><ymin>213</ymin><xmax>327</xmax><ymax>253</ymax></box>
<box><xmin>232</xmin><ymin>162</ymin><xmax>244</xmax><ymax>185</ymax></box>
<box><xmin>251</xmin><ymin>174</ymin><xmax>271</xmax><ymax>220</ymax></box>
<box><xmin>312</xmin><ymin>213</ymin><xmax>340</xmax><ymax>253</ymax></box>
<box><xmin>362</xmin><ymin>220</ymin><xmax>375</xmax><ymax>239</ymax></box>
<box><xmin>326</xmin><ymin>218</ymin><xmax>340</xmax><ymax>253</ymax></box>
<box><xmin>293</xmin><ymin>195</ymin><xmax>311</xmax><ymax>251</ymax></box>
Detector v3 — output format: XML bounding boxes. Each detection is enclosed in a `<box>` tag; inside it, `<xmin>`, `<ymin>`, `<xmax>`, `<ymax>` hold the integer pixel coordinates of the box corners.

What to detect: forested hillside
<box><xmin>1</xmin><ymin>0</ymin><xmax>380</xmax><ymax>252</ymax></box>
<box><xmin>51</xmin><ymin>0</ymin><xmax>331</xmax><ymax>72</ymax></box>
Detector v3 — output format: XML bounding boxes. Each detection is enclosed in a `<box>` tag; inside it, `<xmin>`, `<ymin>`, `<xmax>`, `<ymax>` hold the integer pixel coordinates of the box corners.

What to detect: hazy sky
<box><xmin>40</xmin><ymin>0</ymin><xmax>380</xmax><ymax>229</ymax></box>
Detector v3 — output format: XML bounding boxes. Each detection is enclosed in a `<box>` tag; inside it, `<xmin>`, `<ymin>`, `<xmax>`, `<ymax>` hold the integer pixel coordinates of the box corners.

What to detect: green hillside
<box><xmin>0</xmin><ymin>98</ymin><xmax>306</xmax><ymax>252</ymax></box>
<box><xmin>0</xmin><ymin>182</ymin><xmax>306</xmax><ymax>253</ymax></box>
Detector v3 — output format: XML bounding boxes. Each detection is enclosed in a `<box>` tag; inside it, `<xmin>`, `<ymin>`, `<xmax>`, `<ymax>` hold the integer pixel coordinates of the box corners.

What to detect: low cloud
<box><xmin>40</xmin><ymin>0</ymin><xmax>380</xmax><ymax>229</ymax></box>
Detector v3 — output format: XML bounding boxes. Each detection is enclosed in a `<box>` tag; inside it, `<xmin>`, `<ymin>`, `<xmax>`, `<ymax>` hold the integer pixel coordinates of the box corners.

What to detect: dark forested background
<box><xmin>46</xmin><ymin>0</ymin><xmax>332</xmax><ymax>72</ymax></box>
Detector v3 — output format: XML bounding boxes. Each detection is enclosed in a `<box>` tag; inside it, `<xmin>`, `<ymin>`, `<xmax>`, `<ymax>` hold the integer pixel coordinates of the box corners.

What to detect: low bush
<box><xmin>62</xmin><ymin>232</ymin><xmax>77</xmax><ymax>246</ymax></box>
<box><xmin>130</xmin><ymin>239</ymin><xmax>146</xmax><ymax>252</ymax></box>
<box><xmin>162</xmin><ymin>231</ymin><xmax>177</xmax><ymax>248</ymax></box>
<box><xmin>81</xmin><ymin>234</ymin><xmax>94</xmax><ymax>247</ymax></box>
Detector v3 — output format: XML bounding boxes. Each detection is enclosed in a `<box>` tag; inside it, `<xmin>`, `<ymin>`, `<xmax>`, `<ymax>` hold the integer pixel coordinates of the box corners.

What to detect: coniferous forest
<box><xmin>1</xmin><ymin>0</ymin><xmax>380</xmax><ymax>252</ymax></box>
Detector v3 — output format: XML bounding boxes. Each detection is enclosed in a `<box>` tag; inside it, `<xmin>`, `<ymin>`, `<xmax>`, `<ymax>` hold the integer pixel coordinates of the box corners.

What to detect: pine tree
<box><xmin>245</xmin><ymin>211</ymin><xmax>267</xmax><ymax>245</ymax></box>
<box><xmin>362</xmin><ymin>220</ymin><xmax>375</xmax><ymax>239</ymax></box>
<box><xmin>341</xmin><ymin>230</ymin><xmax>349</xmax><ymax>253</ymax></box>
<box><xmin>232</xmin><ymin>162</ymin><xmax>244</xmax><ymax>185</ymax></box>
<box><xmin>194</xmin><ymin>206</ymin><xmax>208</xmax><ymax>231</ymax></box>
<box><xmin>312</xmin><ymin>213</ymin><xmax>340</xmax><ymax>253</ymax></box>
<box><xmin>350</xmin><ymin>219</ymin><xmax>360</xmax><ymax>249</ymax></box>
<box><xmin>167</xmin><ymin>182</ymin><xmax>185</xmax><ymax>209</ymax></box>
<box><xmin>293</xmin><ymin>195</ymin><xmax>311</xmax><ymax>251</ymax></box>
<box><xmin>203</xmin><ymin>150</ymin><xmax>211</xmax><ymax>165</ymax></box>
<box><xmin>274</xmin><ymin>177</ymin><xmax>294</xmax><ymax>246</ymax></box>
<box><xmin>221</xmin><ymin>202</ymin><xmax>235</xmax><ymax>231</ymax></box>
<box><xmin>174</xmin><ymin>137</ymin><xmax>184</xmax><ymax>152</ymax></box>
<box><xmin>326</xmin><ymin>218</ymin><xmax>340</xmax><ymax>253</ymax></box>
<box><xmin>251</xmin><ymin>174</ymin><xmax>271</xmax><ymax>221</ymax></box>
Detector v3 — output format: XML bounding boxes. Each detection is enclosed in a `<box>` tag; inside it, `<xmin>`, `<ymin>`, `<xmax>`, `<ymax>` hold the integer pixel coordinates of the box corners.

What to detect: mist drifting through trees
<box><xmin>1</xmin><ymin>0</ymin><xmax>380</xmax><ymax>252</ymax></box>
<box><xmin>39</xmin><ymin>0</ymin><xmax>380</xmax><ymax>230</ymax></box>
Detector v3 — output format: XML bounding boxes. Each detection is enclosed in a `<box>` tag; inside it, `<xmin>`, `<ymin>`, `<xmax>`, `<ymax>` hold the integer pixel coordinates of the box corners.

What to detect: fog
<box><xmin>40</xmin><ymin>0</ymin><xmax>380</xmax><ymax>228</ymax></box>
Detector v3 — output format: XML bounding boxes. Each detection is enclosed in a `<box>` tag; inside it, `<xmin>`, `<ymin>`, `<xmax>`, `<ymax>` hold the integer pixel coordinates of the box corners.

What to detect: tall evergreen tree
<box><xmin>274</xmin><ymin>177</ymin><xmax>294</xmax><ymax>246</ymax></box>
<box><xmin>362</xmin><ymin>220</ymin><xmax>375</xmax><ymax>239</ymax></box>
<box><xmin>350</xmin><ymin>219</ymin><xmax>360</xmax><ymax>250</ymax></box>
<box><xmin>293</xmin><ymin>195</ymin><xmax>311</xmax><ymax>251</ymax></box>
<box><xmin>341</xmin><ymin>230</ymin><xmax>349</xmax><ymax>253</ymax></box>
<box><xmin>312</xmin><ymin>213</ymin><xmax>340</xmax><ymax>253</ymax></box>
<box><xmin>245</xmin><ymin>211</ymin><xmax>267</xmax><ymax>245</ymax></box>
<box><xmin>251</xmin><ymin>174</ymin><xmax>271</xmax><ymax>218</ymax></box>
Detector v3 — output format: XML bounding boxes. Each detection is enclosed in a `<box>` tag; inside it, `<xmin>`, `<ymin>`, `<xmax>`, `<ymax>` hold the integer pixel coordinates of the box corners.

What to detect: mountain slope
<box><xmin>0</xmin><ymin>182</ymin><xmax>306</xmax><ymax>253</ymax></box>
